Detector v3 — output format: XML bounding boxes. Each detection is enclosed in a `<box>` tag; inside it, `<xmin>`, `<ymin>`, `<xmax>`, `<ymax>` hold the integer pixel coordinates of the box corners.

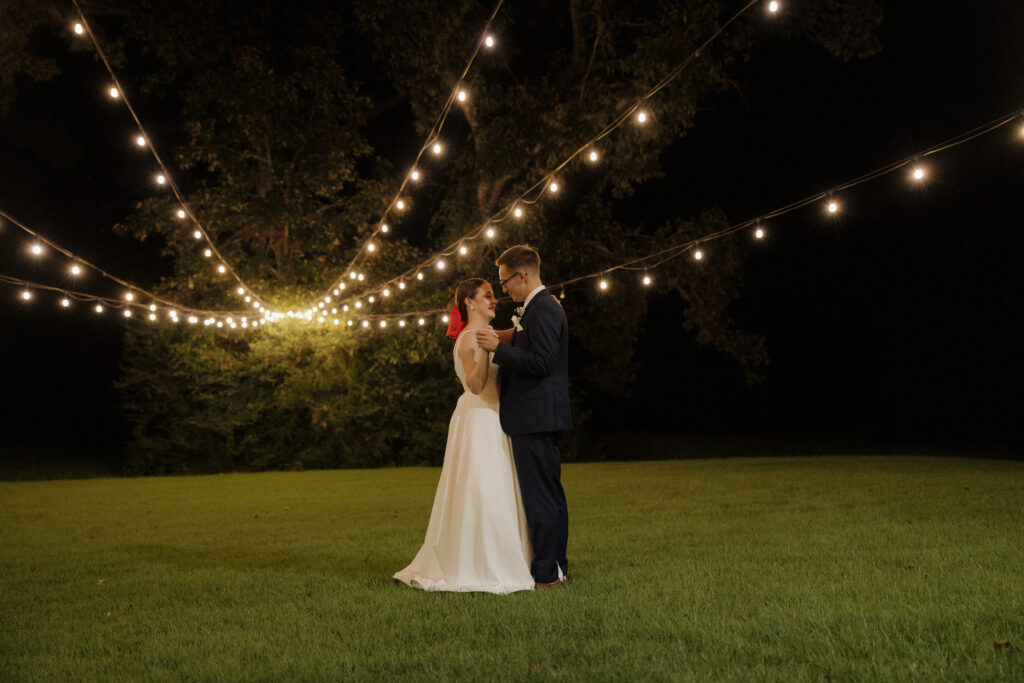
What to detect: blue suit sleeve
<box><xmin>492</xmin><ymin>301</ymin><xmax>561</xmax><ymax>378</ymax></box>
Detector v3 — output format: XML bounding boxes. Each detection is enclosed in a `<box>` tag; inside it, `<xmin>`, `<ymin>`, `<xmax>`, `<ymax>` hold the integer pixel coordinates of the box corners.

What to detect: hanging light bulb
<box><xmin>379</xmin><ymin>320</ymin><xmax>387</xmax><ymax>328</ymax></box>
<box><xmin>827</xmin><ymin>199</ymin><xmax>839</xmax><ymax>214</ymax></box>
<box><xmin>755</xmin><ymin>226</ymin><xmax>765</xmax><ymax>240</ymax></box>
<box><xmin>548</xmin><ymin>181</ymin><xmax>559</xmax><ymax>193</ymax></box>
<box><xmin>193</xmin><ymin>230</ymin><xmax>202</xmax><ymax>239</ymax></box>
<box><xmin>436</xmin><ymin>259</ymin><xmax>446</xmax><ymax>269</ymax></box>
<box><xmin>912</xmin><ymin>167</ymin><xmax>925</xmax><ymax>181</ymax></box>
<box><xmin>457</xmin><ymin>89</ymin><xmax>468</xmax><ymax>103</ymax></box>
<box><xmin>410</xmin><ymin>170</ymin><xmax>420</xmax><ymax>182</ymax></box>
<box><xmin>125</xmin><ymin>291</ymin><xmax>134</xmax><ymax>302</ymax></box>
<box><xmin>442</xmin><ymin>315</ymin><xmax>449</xmax><ymax>323</ymax></box>
<box><xmin>599</xmin><ymin>280</ymin><xmax>609</xmax><ymax>290</ymax></box>
<box><xmin>343</xmin><ymin>305</ymin><xmax>350</xmax><ymax>312</ymax></box>
<box><xmin>398</xmin><ymin>281</ymin><xmax>406</xmax><ymax>290</ymax></box>
<box><xmin>123</xmin><ymin>309</ymin><xmax>132</xmax><ymax>318</ymax></box>
<box><xmin>381</xmin><ymin>223</ymin><xmax>389</xmax><ymax>234</ymax></box>
<box><xmin>396</xmin><ymin>199</ymin><xmax>406</xmax><ymax>210</ymax></box>
<box><xmin>149</xmin><ymin>304</ymin><xmax>157</xmax><ymax>312</ymax></box>
<box><xmin>383</xmin><ymin>288</ymin><xmax>391</xmax><ymax>297</ymax></box>
<box><xmin>362</xmin><ymin>320</ymin><xmax>370</xmax><ymax>328</ymax></box>
<box><xmin>416</xmin><ymin>272</ymin><xmax>424</xmax><ymax>281</ymax></box>
<box><xmin>134</xmin><ymin>135</ymin><xmax>146</xmax><ymax>147</ymax></box>
<box><xmin>108</xmin><ymin>86</ymin><xmax>119</xmax><ymax>99</ymax></box>
<box><xmin>177</xmin><ymin>209</ymin><xmax>186</xmax><ymax>219</ymax></box>
<box><xmin>204</xmin><ymin>249</ymin><xmax>212</xmax><ymax>257</ymax></box>
<box><xmin>30</xmin><ymin>243</ymin><xmax>43</xmax><ymax>256</ymax></box>
<box><xmin>513</xmin><ymin>206</ymin><xmax>524</xmax><ymax>219</ymax></box>
<box><xmin>355</xmin><ymin>301</ymin><xmax>362</xmax><ymax>309</ymax></box>
<box><xmin>155</xmin><ymin>174</ymin><xmax>166</xmax><ymax>185</ymax></box>
<box><xmin>768</xmin><ymin>1</ymin><xmax>780</xmax><ymax>12</ymax></box>
<box><xmin>642</xmin><ymin>275</ymin><xmax>652</xmax><ymax>286</ymax></box>
<box><xmin>61</xmin><ymin>297</ymin><xmax>70</xmax><ymax>308</ymax></box>
<box><xmin>94</xmin><ymin>304</ymin><xmax>104</xmax><ymax>314</ymax></box>
<box><xmin>71</xmin><ymin>264</ymin><xmax>81</xmax><ymax>276</ymax></box>
<box><xmin>73</xmin><ymin>23</ymin><xmax>84</xmax><ymax>35</ymax></box>
<box><xmin>588</xmin><ymin>149</ymin><xmax>599</xmax><ymax>163</ymax></box>
<box><xmin>20</xmin><ymin>289</ymin><xmax>31</xmax><ymax>301</ymax></box>
<box><xmin>237</xmin><ymin>287</ymin><xmax>245</xmax><ymax>295</ymax></box>
<box><xmin>357</xmin><ymin>273</ymin><xmax>365</xmax><ymax>281</ymax></box>
<box><xmin>459</xmin><ymin>245</ymin><xmax>468</xmax><ymax>255</ymax></box>
<box><xmin>432</xmin><ymin>142</ymin><xmax>443</xmax><ymax>155</ymax></box>
<box><xmin>636</xmin><ymin>110</ymin><xmax>648</xmax><ymax>124</ymax></box>
<box><xmin>367</xmin><ymin>242</ymin><xmax>375</xmax><ymax>253</ymax></box>
<box><xmin>399</xmin><ymin>319</ymin><xmax>407</xmax><ymax>328</ymax></box>
<box><xmin>694</xmin><ymin>249</ymin><xmax>704</xmax><ymax>261</ymax></box>
<box><xmin>149</xmin><ymin>313</ymin><xmax>157</xmax><ymax>321</ymax></box>
<box><xmin>217</xmin><ymin>265</ymin><xmax>226</xmax><ymax>274</ymax></box>
<box><xmin>368</xmin><ymin>296</ymin><xmax>375</xmax><ymax>303</ymax></box>
<box><xmin>484</xmin><ymin>35</ymin><xmax>495</xmax><ymax>48</ymax></box>
<box><xmin>485</xmin><ymin>227</ymin><xmax>495</xmax><ymax>238</ymax></box>
<box><xmin>418</xmin><ymin>318</ymin><xmax>426</xmax><ymax>326</ymax></box>
<box><xmin>349</xmin><ymin>271</ymin><xmax>357</xmax><ymax>280</ymax></box>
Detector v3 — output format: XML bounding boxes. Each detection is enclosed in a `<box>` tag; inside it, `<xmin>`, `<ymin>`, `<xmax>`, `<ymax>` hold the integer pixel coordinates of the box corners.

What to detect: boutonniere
<box><xmin>511</xmin><ymin>305</ymin><xmax>525</xmax><ymax>331</ymax></box>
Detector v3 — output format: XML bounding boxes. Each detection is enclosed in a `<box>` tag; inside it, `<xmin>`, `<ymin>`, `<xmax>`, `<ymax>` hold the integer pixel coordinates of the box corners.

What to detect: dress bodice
<box><xmin>453</xmin><ymin>330</ymin><xmax>501</xmax><ymax>406</ymax></box>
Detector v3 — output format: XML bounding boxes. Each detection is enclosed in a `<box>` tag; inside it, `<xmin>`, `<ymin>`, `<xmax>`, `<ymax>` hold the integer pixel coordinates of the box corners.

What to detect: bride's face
<box><xmin>467</xmin><ymin>284</ymin><xmax>497</xmax><ymax>321</ymax></box>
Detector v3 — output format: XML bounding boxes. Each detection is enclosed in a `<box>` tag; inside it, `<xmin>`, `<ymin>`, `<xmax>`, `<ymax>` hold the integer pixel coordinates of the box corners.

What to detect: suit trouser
<box><xmin>510</xmin><ymin>432</ymin><xmax>568</xmax><ymax>583</ymax></box>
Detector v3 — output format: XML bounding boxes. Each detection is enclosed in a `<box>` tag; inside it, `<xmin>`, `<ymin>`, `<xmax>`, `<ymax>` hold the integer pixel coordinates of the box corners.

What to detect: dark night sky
<box><xmin>1</xmin><ymin>1</ymin><xmax>1022</xmax><ymax>457</ymax></box>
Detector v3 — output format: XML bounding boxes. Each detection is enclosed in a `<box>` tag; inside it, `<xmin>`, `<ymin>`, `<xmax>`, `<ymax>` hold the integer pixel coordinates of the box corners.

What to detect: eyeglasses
<box><xmin>498</xmin><ymin>271</ymin><xmax>522</xmax><ymax>288</ymax></box>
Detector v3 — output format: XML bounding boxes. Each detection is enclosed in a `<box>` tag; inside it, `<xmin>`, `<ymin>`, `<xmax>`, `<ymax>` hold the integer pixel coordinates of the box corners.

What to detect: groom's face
<box><xmin>498</xmin><ymin>265</ymin><xmax>527</xmax><ymax>302</ymax></box>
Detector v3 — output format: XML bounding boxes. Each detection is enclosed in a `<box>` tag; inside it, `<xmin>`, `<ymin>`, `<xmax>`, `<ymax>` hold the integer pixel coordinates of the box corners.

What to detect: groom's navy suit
<box><xmin>493</xmin><ymin>288</ymin><xmax>571</xmax><ymax>584</ymax></box>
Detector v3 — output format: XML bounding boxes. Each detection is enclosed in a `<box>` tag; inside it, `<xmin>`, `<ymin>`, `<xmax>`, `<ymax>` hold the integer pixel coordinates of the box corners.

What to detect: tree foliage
<box><xmin>2</xmin><ymin>0</ymin><xmax>880</xmax><ymax>472</ymax></box>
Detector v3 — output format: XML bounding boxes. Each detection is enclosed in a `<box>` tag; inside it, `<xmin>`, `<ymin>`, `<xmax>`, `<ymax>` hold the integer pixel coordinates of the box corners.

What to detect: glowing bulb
<box><xmin>333</xmin><ymin>289</ymin><xmax>340</xmax><ymax>296</ymax></box>
<box><xmin>513</xmin><ymin>207</ymin><xmax>523</xmax><ymax>219</ymax></box>
<box><xmin>71</xmin><ymin>264</ymin><xmax>81</xmax><ymax>276</ymax></box>
<box><xmin>642</xmin><ymin>276</ymin><xmax>652</xmax><ymax>286</ymax></box>
<box><xmin>486</xmin><ymin>227</ymin><xmax>495</xmax><ymax>238</ymax></box>
<box><xmin>636</xmin><ymin>110</ymin><xmax>648</xmax><ymax>124</ymax></box>
<box><xmin>418</xmin><ymin>318</ymin><xmax>425</xmax><ymax>326</ymax></box>
<box><xmin>398</xmin><ymin>282</ymin><xmax>406</xmax><ymax>290</ymax></box>
<box><xmin>357</xmin><ymin>273</ymin><xmax>365</xmax><ymax>281</ymax></box>
<box><xmin>349</xmin><ymin>271</ymin><xmax>357</xmax><ymax>280</ymax></box>
<box><xmin>755</xmin><ymin>227</ymin><xmax>765</xmax><ymax>240</ymax></box>
<box><xmin>396</xmin><ymin>199</ymin><xmax>406</xmax><ymax>210</ymax></box>
<box><xmin>188</xmin><ymin>316</ymin><xmax>198</xmax><ymax>324</ymax></box>
<box><xmin>216</xmin><ymin>322</ymin><xmax>223</xmax><ymax>328</ymax></box>
<box><xmin>31</xmin><ymin>244</ymin><xmax>42</xmax><ymax>255</ymax></box>
<box><xmin>149</xmin><ymin>304</ymin><xmax>156</xmax><ymax>312</ymax></box>
<box><xmin>21</xmin><ymin>290</ymin><xmax>31</xmax><ymax>301</ymax></box>
<box><xmin>61</xmin><ymin>298</ymin><xmax>70</xmax><ymax>307</ymax></box>
<box><xmin>135</xmin><ymin>135</ymin><xmax>146</xmax><ymax>147</ymax></box>
<box><xmin>416</xmin><ymin>272</ymin><xmax>424</xmax><ymax>281</ymax></box>
<box><xmin>912</xmin><ymin>167</ymin><xmax>925</xmax><ymax>180</ymax></box>
<box><xmin>204</xmin><ymin>249</ymin><xmax>212</xmax><ymax>257</ymax></box>
<box><xmin>333</xmin><ymin>319</ymin><xmax>339</xmax><ymax>326</ymax></box>
<box><xmin>125</xmin><ymin>291</ymin><xmax>134</xmax><ymax>301</ymax></box>
<box><xmin>123</xmin><ymin>309</ymin><xmax>132</xmax><ymax>318</ymax></box>
<box><xmin>325</xmin><ymin>296</ymin><xmax>332</xmax><ymax>303</ymax></box>
<box><xmin>237</xmin><ymin>287</ymin><xmax>245</xmax><ymax>295</ymax></box>
<box><xmin>410</xmin><ymin>170</ymin><xmax>420</xmax><ymax>181</ymax></box>
<box><xmin>442</xmin><ymin>315</ymin><xmax>449</xmax><ymax>323</ymax></box>
<box><xmin>694</xmin><ymin>249</ymin><xmax>703</xmax><ymax>261</ymax></box>
<box><xmin>827</xmin><ymin>200</ymin><xmax>839</xmax><ymax>214</ymax></box>
<box><xmin>193</xmin><ymin>230</ymin><xmax>202</xmax><ymax>239</ymax></box>
<box><xmin>459</xmin><ymin>245</ymin><xmax>468</xmax><ymax>255</ymax></box>
<box><xmin>548</xmin><ymin>181</ymin><xmax>559</xmax><ymax>193</ymax></box>
<box><xmin>399</xmin><ymin>320</ymin><xmax>406</xmax><ymax>328</ymax></box>
<box><xmin>339</xmin><ymin>283</ymin><xmax>346</xmax><ymax>290</ymax></box>
<box><xmin>368</xmin><ymin>296</ymin><xmax>375</xmax><ymax>303</ymax></box>
<box><xmin>94</xmin><ymin>304</ymin><xmax>104</xmax><ymax>314</ymax></box>
<box><xmin>343</xmin><ymin>305</ymin><xmax>350</xmax><ymax>312</ymax></box>
<box><xmin>383</xmin><ymin>289</ymin><xmax>391</xmax><ymax>297</ymax></box>
<box><xmin>355</xmin><ymin>301</ymin><xmax>362</xmax><ymax>309</ymax></box>
<box><xmin>436</xmin><ymin>259</ymin><xmax>446</xmax><ymax>269</ymax></box>
<box><xmin>74</xmin><ymin>23</ymin><xmax>84</xmax><ymax>35</ymax></box>
<box><xmin>588</xmin><ymin>150</ymin><xmax>599</xmax><ymax>162</ymax></box>
<box><xmin>457</xmin><ymin>90</ymin><xmax>468</xmax><ymax>102</ymax></box>
<box><xmin>217</xmin><ymin>265</ymin><xmax>226</xmax><ymax>274</ymax></box>
<box><xmin>379</xmin><ymin>320</ymin><xmax>387</xmax><ymax>328</ymax></box>
<box><xmin>599</xmin><ymin>280</ymin><xmax>608</xmax><ymax>290</ymax></box>
<box><xmin>367</xmin><ymin>243</ymin><xmax>375</xmax><ymax>253</ymax></box>
<box><xmin>109</xmin><ymin>87</ymin><xmax>119</xmax><ymax>99</ymax></box>
<box><xmin>347</xmin><ymin>320</ymin><xmax>353</xmax><ymax>327</ymax></box>
<box><xmin>177</xmin><ymin>209</ymin><xmax>186</xmax><ymax>219</ymax></box>
<box><xmin>156</xmin><ymin>174</ymin><xmax>166</xmax><ymax>185</ymax></box>
<box><xmin>768</xmin><ymin>1</ymin><xmax>779</xmax><ymax>12</ymax></box>
<box><xmin>432</xmin><ymin>142</ymin><xmax>443</xmax><ymax>155</ymax></box>
<box><xmin>362</xmin><ymin>320</ymin><xmax>369</xmax><ymax>328</ymax></box>
<box><xmin>381</xmin><ymin>224</ymin><xmax>389</xmax><ymax>233</ymax></box>
<box><xmin>484</xmin><ymin>35</ymin><xmax>495</xmax><ymax>48</ymax></box>
<box><xmin>149</xmin><ymin>313</ymin><xmax>157</xmax><ymax>321</ymax></box>
<box><xmin>319</xmin><ymin>302</ymin><xmax>325</xmax><ymax>309</ymax></box>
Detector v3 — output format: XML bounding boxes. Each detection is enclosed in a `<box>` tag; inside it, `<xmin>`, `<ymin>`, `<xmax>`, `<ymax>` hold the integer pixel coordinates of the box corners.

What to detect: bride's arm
<box><xmin>458</xmin><ymin>333</ymin><xmax>491</xmax><ymax>395</ymax></box>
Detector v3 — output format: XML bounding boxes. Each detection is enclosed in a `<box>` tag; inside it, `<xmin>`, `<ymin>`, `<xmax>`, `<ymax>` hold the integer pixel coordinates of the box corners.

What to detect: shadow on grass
<box><xmin>0</xmin><ymin>445</ymin><xmax>124</xmax><ymax>481</ymax></box>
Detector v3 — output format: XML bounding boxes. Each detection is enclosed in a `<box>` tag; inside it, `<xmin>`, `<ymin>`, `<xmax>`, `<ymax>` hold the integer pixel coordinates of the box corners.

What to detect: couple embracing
<box><xmin>394</xmin><ymin>244</ymin><xmax>571</xmax><ymax>593</ymax></box>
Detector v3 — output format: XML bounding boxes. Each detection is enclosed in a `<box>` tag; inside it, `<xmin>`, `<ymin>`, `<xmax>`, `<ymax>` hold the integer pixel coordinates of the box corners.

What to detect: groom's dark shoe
<box><xmin>535</xmin><ymin>579</ymin><xmax>564</xmax><ymax>590</ymax></box>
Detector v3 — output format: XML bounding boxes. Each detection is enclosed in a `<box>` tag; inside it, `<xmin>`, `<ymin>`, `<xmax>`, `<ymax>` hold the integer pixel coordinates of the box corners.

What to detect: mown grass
<box><xmin>1</xmin><ymin>456</ymin><xmax>1022</xmax><ymax>681</ymax></box>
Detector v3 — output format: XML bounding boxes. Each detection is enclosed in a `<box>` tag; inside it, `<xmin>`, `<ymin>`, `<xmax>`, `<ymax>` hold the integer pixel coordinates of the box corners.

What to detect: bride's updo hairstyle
<box><xmin>454</xmin><ymin>278</ymin><xmax>487</xmax><ymax>322</ymax></box>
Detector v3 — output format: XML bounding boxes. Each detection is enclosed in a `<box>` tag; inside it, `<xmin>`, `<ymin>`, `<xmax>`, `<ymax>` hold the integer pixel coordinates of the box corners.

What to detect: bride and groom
<box><xmin>393</xmin><ymin>244</ymin><xmax>571</xmax><ymax>593</ymax></box>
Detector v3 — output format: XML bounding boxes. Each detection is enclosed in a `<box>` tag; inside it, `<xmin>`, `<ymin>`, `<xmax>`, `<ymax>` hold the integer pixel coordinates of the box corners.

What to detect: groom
<box><xmin>476</xmin><ymin>245</ymin><xmax>571</xmax><ymax>588</ymax></box>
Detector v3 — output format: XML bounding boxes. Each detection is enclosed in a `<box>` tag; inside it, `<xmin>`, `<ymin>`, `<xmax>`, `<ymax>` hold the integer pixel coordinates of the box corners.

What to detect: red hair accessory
<box><xmin>445</xmin><ymin>305</ymin><xmax>466</xmax><ymax>340</ymax></box>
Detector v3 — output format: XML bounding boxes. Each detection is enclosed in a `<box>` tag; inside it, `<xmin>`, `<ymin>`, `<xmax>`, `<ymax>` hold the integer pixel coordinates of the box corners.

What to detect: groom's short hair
<box><xmin>496</xmin><ymin>244</ymin><xmax>540</xmax><ymax>276</ymax></box>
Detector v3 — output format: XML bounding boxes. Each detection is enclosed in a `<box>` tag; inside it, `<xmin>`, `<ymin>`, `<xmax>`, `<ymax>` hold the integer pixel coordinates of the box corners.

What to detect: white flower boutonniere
<box><xmin>511</xmin><ymin>305</ymin><xmax>525</xmax><ymax>331</ymax></box>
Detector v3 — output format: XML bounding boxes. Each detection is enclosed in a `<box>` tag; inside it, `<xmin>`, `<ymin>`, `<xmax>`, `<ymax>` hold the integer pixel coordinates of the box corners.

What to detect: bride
<box><xmin>393</xmin><ymin>278</ymin><xmax>534</xmax><ymax>593</ymax></box>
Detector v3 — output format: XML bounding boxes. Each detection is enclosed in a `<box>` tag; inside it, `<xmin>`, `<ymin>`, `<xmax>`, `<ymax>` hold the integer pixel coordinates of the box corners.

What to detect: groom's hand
<box><xmin>476</xmin><ymin>327</ymin><xmax>500</xmax><ymax>352</ymax></box>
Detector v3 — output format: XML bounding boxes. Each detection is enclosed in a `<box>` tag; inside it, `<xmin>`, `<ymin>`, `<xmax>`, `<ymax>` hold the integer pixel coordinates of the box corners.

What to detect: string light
<box><xmin>548</xmin><ymin>181</ymin><xmax>559</xmax><ymax>193</ymax></box>
<box><xmin>416</xmin><ymin>272</ymin><xmax>424</xmax><ymax>281</ymax></box>
<box><xmin>457</xmin><ymin>90</ymin><xmax>468</xmax><ymax>103</ymax></box>
<box><xmin>513</xmin><ymin>207</ymin><xmax>524</xmax><ymax>219</ymax></box>
<box><xmin>484</xmin><ymin>35</ymin><xmax>495</xmax><ymax>48</ymax></box>
<box><xmin>30</xmin><ymin>244</ymin><xmax>42</xmax><ymax>256</ymax></box>
<box><xmin>155</xmin><ymin>174</ymin><xmax>166</xmax><ymax>185</ymax></box>
<box><xmin>912</xmin><ymin>166</ymin><xmax>926</xmax><ymax>181</ymax></box>
<box><xmin>108</xmin><ymin>86</ymin><xmax>119</xmax><ymax>99</ymax></box>
<box><xmin>588</xmin><ymin>149</ymin><xmax>600</xmax><ymax>163</ymax></box>
<box><xmin>436</xmin><ymin>259</ymin><xmax>446</xmax><ymax>270</ymax></box>
<box><xmin>755</xmin><ymin>226</ymin><xmax>765</xmax><ymax>240</ymax></box>
<box><xmin>458</xmin><ymin>245</ymin><xmax>468</xmax><ymax>255</ymax></box>
<box><xmin>694</xmin><ymin>249</ymin><xmax>704</xmax><ymax>261</ymax></box>
<box><xmin>135</xmin><ymin>135</ymin><xmax>146</xmax><ymax>147</ymax></box>
<box><xmin>362</xmin><ymin>320</ymin><xmax>369</xmax><ymax>328</ymax></box>
<box><xmin>442</xmin><ymin>315</ymin><xmax>449</xmax><ymax>323</ymax></box>
<box><xmin>21</xmin><ymin>289</ymin><xmax>31</xmax><ymax>301</ymax></box>
<box><xmin>124</xmin><ymin>291</ymin><xmax>134</xmax><ymax>301</ymax></box>
<box><xmin>398</xmin><ymin>282</ymin><xmax>406</xmax><ymax>290</ymax></box>
<box><xmin>61</xmin><ymin>297</ymin><xmax>70</xmax><ymax>307</ymax></box>
<box><xmin>123</xmin><ymin>309</ymin><xmax>132</xmax><ymax>318</ymax></box>
<box><xmin>94</xmin><ymin>304</ymin><xmax>103</xmax><ymax>314</ymax></box>
<box><xmin>599</xmin><ymin>280</ymin><xmax>609</xmax><ymax>290</ymax></box>
<box><xmin>203</xmin><ymin>249</ymin><xmax>212</xmax><ymax>257</ymax></box>
<box><xmin>379</xmin><ymin>320</ymin><xmax>387</xmax><ymax>328</ymax></box>
<box><xmin>367</xmin><ymin>243</ymin><xmax>375</xmax><ymax>253</ymax></box>
<box><xmin>70</xmin><ymin>264</ymin><xmax>81</xmax><ymax>276</ymax></box>
<box><xmin>418</xmin><ymin>318</ymin><xmax>425</xmax><ymax>326</ymax></box>
<box><xmin>642</xmin><ymin>275</ymin><xmax>652</xmax><ymax>286</ymax></box>
<box><xmin>177</xmin><ymin>209</ymin><xmax>186</xmax><ymax>219</ymax></box>
<box><xmin>768</xmin><ymin>1</ymin><xmax>780</xmax><ymax>12</ymax></box>
<box><xmin>636</xmin><ymin>110</ymin><xmax>648</xmax><ymax>124</ymax></box>
<box><xmin>827</xmin><ymin>199</ymin><xmax>839</xmax><ymax>214</ymax></box>
<box><xmin>381</xmin><ymin>224</ymin><xmax>389</xmax><ymax>234</ymax></box>
<box><xmin>73</xmin><ymin>23</ymin><xmax>84</xmax><ymax>35</ymax></box>
<box><xmin>217</xmin><ymin>265</ymin><xmax>226</xmax><ymax>274</ymax></box>
<box><xmin>396</xmin><ymin>199</ymin><xmax>406</xmax><ymax>210</ymax></box>
<box><xmin>486</xmin><ymin>227</ymin><xmax>496</xmax><ymax>238</ymax></box>
<box><xmin>432</xmin><ymin>142</ymin><xmax>443</xmax><ymax>155</ymax></box>
<box><xmin>410</xmin><ymin>170</ymin><xmax>420</xmax><ymax>182</ymax></box>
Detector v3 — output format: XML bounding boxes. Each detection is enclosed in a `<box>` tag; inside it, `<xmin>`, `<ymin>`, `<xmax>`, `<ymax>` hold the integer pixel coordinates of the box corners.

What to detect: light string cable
<box><xmin>0</xmin><ymin>208</ymin><xmax>253</xmax><ymax>322</ymax></box>
<box><xmin>0</xmin><ymin>273</ymin><xmax>261</xmax><ymax>328</ymax></box>
<box><xmin>321</xmin><ymin>0</ymin><xmax>763</xmax><ymax>313</ymax></box>
<box><xmin>313</xmin><ymin>0</ymin><xmax>506</xmax><ymax>308</ymax></box>
<box><xmin>360</xmin><ymin>107</ymin><xmax>1023</xmax><ymax>325</ymax></box>
<box><xmin>70</xmin><ymin>0</ymin><xmax>272</xmax><ymax>313</ymax></box>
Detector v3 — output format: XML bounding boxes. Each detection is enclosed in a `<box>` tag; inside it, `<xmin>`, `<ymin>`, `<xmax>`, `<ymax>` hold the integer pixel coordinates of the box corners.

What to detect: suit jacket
<box><xmin>492</xmin><ymin>288</ymin><xmax>572</xmax><ymax>437</ymax></box>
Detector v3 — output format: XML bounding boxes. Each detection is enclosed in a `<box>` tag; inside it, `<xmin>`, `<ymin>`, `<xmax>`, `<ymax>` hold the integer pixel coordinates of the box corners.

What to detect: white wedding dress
<box><xmin>393</xmin><ymin>329</ymin><xmax>535</xmax><ymax>593</ymax></box>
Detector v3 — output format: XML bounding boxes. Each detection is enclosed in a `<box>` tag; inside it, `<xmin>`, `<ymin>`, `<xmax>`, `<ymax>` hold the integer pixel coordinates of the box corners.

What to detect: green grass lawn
<box><xmin>1</xmin><ymin>456</ymin><xmax>1022</xmax><ymax>681</ymax></box>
